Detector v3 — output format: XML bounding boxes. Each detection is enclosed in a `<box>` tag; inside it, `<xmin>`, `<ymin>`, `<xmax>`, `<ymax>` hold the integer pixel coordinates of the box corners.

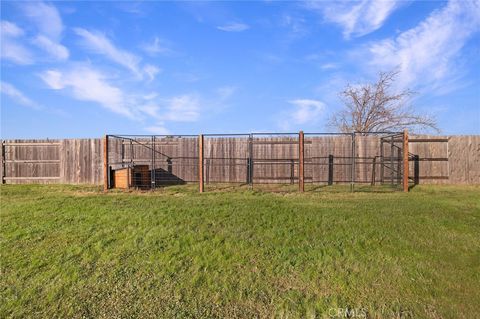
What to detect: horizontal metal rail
<box><xmin>4</xmin><ymin>176</ymin><xmax>60</xmax><ymax>180</ymax></box>
<box><xmin>3</xmin><ymin>142</ymin><xmax>60</xmax><ymax>146</ymax></box>
<box><xmin>4</xmin><ymin>160</ymin><xmax>60</xmax><ymax>163</ymax></box>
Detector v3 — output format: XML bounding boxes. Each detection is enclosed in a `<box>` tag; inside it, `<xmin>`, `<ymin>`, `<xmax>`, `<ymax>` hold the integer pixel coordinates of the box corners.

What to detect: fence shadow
<box><xmin>152</xmin><ymin>168</ymin><xmax>186</xmax><ymax>186</ymax></box>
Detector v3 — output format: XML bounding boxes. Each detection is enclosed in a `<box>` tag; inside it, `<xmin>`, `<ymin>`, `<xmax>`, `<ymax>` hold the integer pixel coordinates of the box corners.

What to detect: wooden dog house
<box><xmin>112</xmin><ymin>165</ymin><xmax>150</xmax><ymax>189</ymax></box>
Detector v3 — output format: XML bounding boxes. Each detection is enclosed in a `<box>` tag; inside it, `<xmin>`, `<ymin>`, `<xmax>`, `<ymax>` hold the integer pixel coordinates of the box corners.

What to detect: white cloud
<box><xmin>288</xmin><ymin>99</ymin><xmax>325</xmax><ymax>124</ymax></box>
<box><xmin>74</xmin><ymin>28</ymin><xmax>160</xmax><ymax>80</ymax></box>
<box><xmin>309</xmin><ymin>0</ymin><xmax>401</xmax><ymax>38</ymax></box>
<box><xmin>142</xmin><ymin>37</ymin><xmax>171</xmax><ymax>56</ymax></box>
<box><xmin>21</xmin><ymin>1</ymin><xmax>63</xmax><ymax>40</ymax></box>
<box><xmin>0</xmin><ymin>21</ymin><xmax>33</xmax><ymax>65</ymax></box>
<box><xmin>1</xmin><ymin>40</ymin><xmax>34</xmax><ymax>65</ymax></box>
<box><xmin>278</xmin><ymin>99</ymin><xmax>326</xmax><ymax>130</ymax></box>
<box><xmin>165</xmin><ymin>95</ymin><xmax>200</xmax><ymax>122</ymax></box>
<box><xmin>217</xmin><ymin>22</ymin><xmax>250</xmax><ymax>32</ymax></box>
<box><xmin>137</xmin><ymin>94</ymin><xmax>202</xmax><ymax>122</ymax></box>
<box><xmin>367</xmin><ymin>0</ymin><xmax>480</xmax><ymax>90</ymax></box>
<box><xmin>216</xmin><ymin>86</ymin><xmax>236</xmax><ymax>100</ymax></box>
<box><xmin>40</xmin><ymin>66</ymin><xmax>134</xmax><ymax>118</ymax></box>
<box><xmin>143</xmin><ymin>64</ymin><xmax>161</xmax><ymax>81</ymax></box>
<box><xmin>1</xmin><ymin>21</ymin><xmax>24</xmax><ymax>37</ymax></box>
<box><xmin>41</xmin><ymin>70</ymin><xmax>63</xmax><ymax>89</ymax></box>
<box><xmin>138</xmin><ymin>104</ymin><xmax>161</xmax><ymax>118</ymax></box>
<box><xmin>145</xmin><ymin>123</ymin><xmax>170</xmax><ymax>135</ymax></box>
<box><xmin>0</xmin><ymin>81</ymin><xmax>40</xmax><ymax>109</ymax></box>
<box><xmin>39</xmin><ymin>63</ymin><xmax>206</xmax><ymax>124</ymax></box>
<box><xmin>32</xmin><ymin>35</ymin><xmax>69</xmax><ymax>60</ymax></box>
<box><xmin>280</xmin><ymin>14</ymin><xmax>308</xmax><ymax>39</ymax></box>
<box><xmin>74</xmin><ymin>28</ymin><xmax>142</xmax><ymax>76</ymax></box>
<box><xmin>320</xmin><ymin>63</ymin><xmax>338</xmax><ymax>70</ymax></box>
<box><xmin>20</xmin><ymin>2</ymin><xmax>69</xmax><ymax>61</ymax></box>
<box><xmin>142</xmin><ymin>92</ymin><xmax>158</xmax><ymax>100</ymax></box>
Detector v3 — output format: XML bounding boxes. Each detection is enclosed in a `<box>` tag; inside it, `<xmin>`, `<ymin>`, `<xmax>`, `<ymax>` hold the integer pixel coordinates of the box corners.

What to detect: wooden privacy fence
<box><xmin>1</xmin><ymin>134</ymin><xmax>479</xmax><ymax>187</ymax></box>
<box><xmin>1</xmin><ymin>139</ymin><xmax>103</xmax><ymax>185</ymax></box>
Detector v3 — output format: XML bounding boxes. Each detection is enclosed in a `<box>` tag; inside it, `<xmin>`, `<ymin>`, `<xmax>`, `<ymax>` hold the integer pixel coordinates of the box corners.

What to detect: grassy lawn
<box><xmin>1</xmin><ymin>184</ymin><xmax>479</xmax><ymax>318</ymax></box>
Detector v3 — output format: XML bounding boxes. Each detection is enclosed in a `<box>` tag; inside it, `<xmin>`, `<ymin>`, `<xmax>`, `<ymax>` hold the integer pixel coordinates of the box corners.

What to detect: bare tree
<box><xmin>329</xmin><ymin>71</ymin><xmax>438</xmax><ymax>134</ymax></box>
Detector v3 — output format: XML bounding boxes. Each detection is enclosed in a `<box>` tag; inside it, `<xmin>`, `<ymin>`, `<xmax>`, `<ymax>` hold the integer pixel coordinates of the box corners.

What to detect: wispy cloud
<box><xmin>280</xmin><ymin>13</ymin><xmax>309</xmax><ymax>40</ymax></box>
<box><xmin>216</xmin><ymin>86</ymin><xmax>237</xmax><ymax>100</ymax></box>
<box><xmin>217</xmin><ymin>22</ymin><xmax>250</xmax><ymax>32</ymax></box>
<box><xmin>308</xmin><ymin>0</ymin><xmax>402</xmax><ymax>38</ymax></box>
<box><xmin>21</xmin><ymin>1</ymin><xmax>69</xmax><ymax>61</ymax></box>
<box><xmin>0</xmin><ymin>81</ymin><xmax>40</xmax><ymax>109</ymax></box>
<box><xmin>143</xmin><ymin>64</ymin><xmax>161</xmax><ymax>82</ymax></box>
<box><xmin>32</xmin><ymin>35</ymin><xmax>69</xmax><ymax>60</ymax></box>
<box><xmin>164</xmin><ymin>95</ymin><xmax>200</xmax><ymax>122</ymax></box>
<box><xmin>366</xmin><ymin>0</ymin><xmax>480</xmax><ymax>91</ymax></box>
<box><xmin>278</xmin><ymin>99</ymin><xmax>325</xmax><ymax>130</ymax></box>
<box><xmin>288</xmin><ymin>99</ymin><xmax>325</xmax><ymax>124</ymax></box>
<box><xmin>320</xmin><ymin>63</ymin><xmax>339</xmax><ymax>70</ymax></box>
<box><xmin>21</xmin><ymin>1</ymin><xmax>63</xmax><ymax>40</ymax></box>
<box><xmin>1</xmin><ymin>20</ymin><xmax>24</xmax><ymax>37</ymax></box>
<box><xmin>38</xmin><ymin>63</ymin><xmax>208</xmax><ymax>126</ymax></box>
<box><xmin>40</xmin><ymin>66</ymin><xmax>134</xmax><ymax>118</ymax></box>
<box><xmin>74</xmin><ymin>28</ymin><xmax>161</xmax><ymax>80</ymax></box>
<box><xmin>0</xmin><ymin>21</ymin><xmax>34</xmax><ymax>65</ymax></box>
<box><xmin>138</xmin><ymin>94</ymin><xmax>201</xmax><ymax>122</ymax></box>
<box><xmin>145</xmin><ymin>122</ymin><xmax>170</xmax><ymax>135</ymax></box>
<box><xmin>141</xmin><ymin>37</ymin><xmax>172</xmax><ymax>56</ymax></box>
<box><xmin>74</xmin><ymin>28</ymin><xmax>141</xmax><ymax>76</ymax></box>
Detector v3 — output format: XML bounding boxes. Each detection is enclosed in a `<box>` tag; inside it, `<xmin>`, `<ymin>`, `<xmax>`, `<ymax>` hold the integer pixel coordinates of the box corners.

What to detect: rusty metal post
<box><xmin>103</xmin><ymin>135</ymin><xmax>109</xmax><ymax>191</ymax></box>
<box><xmin>198</xmin><ymin>134</ymin><xmax>204</xmax><ymax>193</ymax></box>
<box><xmin>403</xmin><ymin>129</ymin><xmax>409</xmax><ymax>192</ymax></box>
<box><xmin>299</xmin><ymin>131</ymin><xmax>304</xmax><ymax>192</ymax></box>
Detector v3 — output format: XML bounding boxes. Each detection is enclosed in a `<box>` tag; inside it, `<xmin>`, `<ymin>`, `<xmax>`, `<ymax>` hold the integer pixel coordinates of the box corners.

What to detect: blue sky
<box><xmin>1</xmin><ymin>0</ymin><xmax>479</xmax><ymax>138</ymax></box>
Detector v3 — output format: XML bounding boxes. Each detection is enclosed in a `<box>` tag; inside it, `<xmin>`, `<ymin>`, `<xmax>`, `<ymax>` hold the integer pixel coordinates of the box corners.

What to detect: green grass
<box><xmin>1</xmin><ymin>184</ymin><xmax>479</xmax><ymax>318</ymax></box>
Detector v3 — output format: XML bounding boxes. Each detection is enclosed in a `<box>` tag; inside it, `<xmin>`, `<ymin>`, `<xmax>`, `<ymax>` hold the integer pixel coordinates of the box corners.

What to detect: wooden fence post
<box><xmin>299</xmin><ymin>131</ymin><xmax>304</xmax><ymax>192</ymax></box>
<box><xmin>403</xmin><ymin>129</ymin><xmax>409</xmax><ymax>192</ymax></box>
<box><xmin>103</xmin><ymin>135</ymin><xmax>109</xmax><ymax>191</ymax></box>
<box><xmin>198</xmin><ymin>134</ymin><xmax>204</xmax><ymax>193</ymax></box>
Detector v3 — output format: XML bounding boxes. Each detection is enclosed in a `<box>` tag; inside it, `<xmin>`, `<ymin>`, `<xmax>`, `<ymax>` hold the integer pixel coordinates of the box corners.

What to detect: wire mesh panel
<box><xmin>304</xmin><ymin>133</ymin><xmax>354</xmax><ymax>188</ymax></box>
<box><xmin>408</xmin><ymin>136</ymin><xmax>449</xmax><ymax>184</ymax></box>
<box><xmin>354</xmin><ymin>132</ymin><xmax>405</xmax><ymax>190</ymax></box>
<box><xmin>203</xmin><ymin>134</ymin><xmax>250</xmax><ymax>187</ymax></box>
<box><xmin>250</xmin><ymin>133</ymin><xmax>299</xmax><ymax>189</ymax></box>
<box><xmin>107</xmin><ymin>135</ymin><xmax>198</xmax><ymax>189</ymax></box>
